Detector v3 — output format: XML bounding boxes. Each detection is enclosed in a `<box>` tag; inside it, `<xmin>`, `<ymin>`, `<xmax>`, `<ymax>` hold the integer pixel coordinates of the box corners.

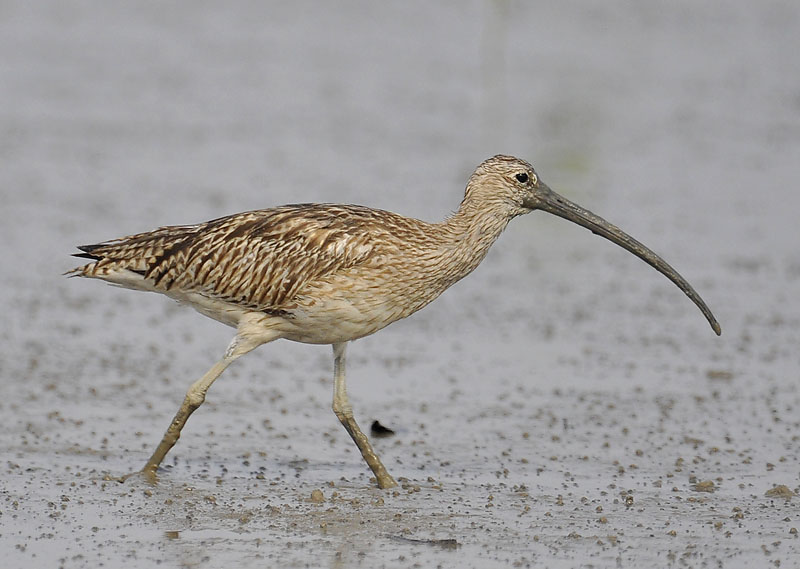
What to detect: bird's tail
<box><xmin>64</xmin><ymin>223</ymin><xmax>201</xmax><ymax>287</ymax></box>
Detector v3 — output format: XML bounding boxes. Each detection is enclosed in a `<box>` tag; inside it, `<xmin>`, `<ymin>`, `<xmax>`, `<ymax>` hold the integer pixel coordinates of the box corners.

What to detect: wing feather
<box><xmin>70</xmin><ymin>204</ymin><xmax>392</xmax><ymax>312</ymax></box>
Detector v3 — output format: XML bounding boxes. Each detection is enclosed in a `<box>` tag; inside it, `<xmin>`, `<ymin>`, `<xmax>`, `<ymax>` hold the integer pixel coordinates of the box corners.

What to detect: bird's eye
<box><xmin>515</xmin><ymin>172</ymin><xmax>529</xmax><ymax>184</ymax></box>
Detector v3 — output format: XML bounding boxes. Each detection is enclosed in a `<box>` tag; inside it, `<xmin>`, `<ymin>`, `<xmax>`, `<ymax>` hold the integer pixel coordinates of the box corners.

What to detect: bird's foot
<box><xmin>375</xmin><ymin>472</ymin><xmax>398</xmax><ymax>490</ymax></box>
<box><xmin>103</xmin><ymin>466</ymin><xmax>159</xmax><ymax>485</ymax></box>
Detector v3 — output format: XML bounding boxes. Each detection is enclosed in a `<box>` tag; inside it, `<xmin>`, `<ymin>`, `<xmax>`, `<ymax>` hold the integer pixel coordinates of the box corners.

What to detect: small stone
<box><xmin>370</xmin><ymin>420</ymin><xmax>395</xmax><ymax>437</ymax></box>
<box><xmin>692</xmin><ymin>480</ymin><xmax>715</xmax><ymax>493</ymax></box>
<box><xmin>310</xmin><ymin>489</ymin><xmax>325</xmax><ymax>503</ymax></box>
<box><xmin>765</xmin><ymin>485</ymin><xmax>796</xmax><ymax>499</ymax></box>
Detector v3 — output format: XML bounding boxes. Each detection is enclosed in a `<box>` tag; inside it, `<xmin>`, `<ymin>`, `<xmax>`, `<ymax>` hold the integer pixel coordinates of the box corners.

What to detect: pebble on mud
<box><xmin>765</xmin><ymin>485</ymin><xmax>796</xmax><ymax>499</ymax></box>
<box><xmin>310</xmin><ymin>489</ymin><xmax>325</xmax><ymax>503</ymax></box>
<box><xmin>692</xmin><ymin>480</ymin><xmax>716</xmax><ymax>493</ymax></box>
<box><xmin>370</xmin><ymin>420</ymin><xmax>395</xmax><ymax>437</ymax></box>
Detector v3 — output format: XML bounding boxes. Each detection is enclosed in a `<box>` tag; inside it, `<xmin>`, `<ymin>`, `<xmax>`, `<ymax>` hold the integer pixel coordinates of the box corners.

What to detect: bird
<box><xmin>67</xmin><ymin>155</ymin><xmax>721</xmax><ymax>489</ymax></box>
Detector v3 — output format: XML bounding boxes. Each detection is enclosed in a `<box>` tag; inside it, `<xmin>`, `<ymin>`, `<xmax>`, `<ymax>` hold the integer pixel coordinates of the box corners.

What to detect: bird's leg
<box><xmin>130</xmin><ymin>359</ymin><xmax>232</xmax><ymax>483</ymax></box>
<box><xmin>331</xmin><ymin>342</ymin><xmax>398</xmax><ymax>489</ymax></box>
<box><xmin>119</xmin><ymin>335</ymin><xmax>254</xmax><ymax>483</ymax></box>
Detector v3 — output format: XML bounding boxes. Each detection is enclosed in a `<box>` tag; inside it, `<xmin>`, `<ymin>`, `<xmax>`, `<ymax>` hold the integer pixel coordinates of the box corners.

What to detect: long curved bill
<box><xmin>524</xmin><ymin>182</ymin><xmax>721</xmax><ymax>336</ymax></box>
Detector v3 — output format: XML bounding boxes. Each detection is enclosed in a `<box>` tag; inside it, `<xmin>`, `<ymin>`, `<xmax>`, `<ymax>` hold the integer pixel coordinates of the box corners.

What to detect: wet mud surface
<box><xmin>2</xmin><ymin>2</ymin><xmax>799</xmax><ymax>567</ymax></box>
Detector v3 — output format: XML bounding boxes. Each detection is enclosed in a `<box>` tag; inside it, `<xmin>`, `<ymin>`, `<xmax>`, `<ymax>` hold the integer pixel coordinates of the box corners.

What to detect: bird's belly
<box><xmin>166</xmin><ymin>271</ymin><xmax>442</xmax><ymax>345</ymax></box>
<box><xmin>279</xmin><ymin>295</ymin><xmax>406</xmax><ymax>344</ymax></box>
<box><xmin>272</xmin><ymin>270</ymin><xmax>444</xmax><ymax>344</ymax></box>
<box><xmin>162</xmin><ymin>286</ymin><xmax>409</xmax><ymax>344</ymax></box>
<box><xmin>168</xmin><ymin>290</ymin><xmax>411</xmax><ymax>345</ymax></box>
<box><xmin>166</xmin><ymin>290</ymin><xmax>251</xmax><ymax>328</ymax></box>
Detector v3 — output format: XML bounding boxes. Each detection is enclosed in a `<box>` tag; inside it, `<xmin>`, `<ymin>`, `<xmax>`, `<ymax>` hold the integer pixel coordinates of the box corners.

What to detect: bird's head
<box><xmin>464</xmin><ymin>155</ymin><xmax>542</xmax><ymax>218</ymax></box>
<box><xmin>466</xmin><ymin>154</ymin><xmax>721</xmax><ymax>336</ymax></box>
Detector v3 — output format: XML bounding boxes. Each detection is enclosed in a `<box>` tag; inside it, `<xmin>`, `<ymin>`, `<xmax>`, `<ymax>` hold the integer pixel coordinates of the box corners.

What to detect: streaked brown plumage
<box><xmin>68</xmin><ymin>155</ymin><xmax>720</xmax><ymax>489</ymax></box>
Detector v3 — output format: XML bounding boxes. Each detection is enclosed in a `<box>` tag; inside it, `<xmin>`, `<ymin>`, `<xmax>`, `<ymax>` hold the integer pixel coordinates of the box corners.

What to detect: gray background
<box><xmin>1</xmin><ymin>1</ymin><xmax>798</xmax><ymax>567</ymax></box>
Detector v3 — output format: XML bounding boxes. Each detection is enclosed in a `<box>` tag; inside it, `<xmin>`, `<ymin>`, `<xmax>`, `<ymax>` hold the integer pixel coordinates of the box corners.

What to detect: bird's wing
<box><xmin>72</xmin><ymin>205</ymin><xmax>385</xmax><ymax>311</ymax></box>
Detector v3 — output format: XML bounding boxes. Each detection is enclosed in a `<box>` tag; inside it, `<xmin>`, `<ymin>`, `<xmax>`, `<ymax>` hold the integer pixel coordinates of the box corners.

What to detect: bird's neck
<box><xmin>433</xmin><ymin>195</ymin><xmax>514</xmax><ymax>286</ymax></box>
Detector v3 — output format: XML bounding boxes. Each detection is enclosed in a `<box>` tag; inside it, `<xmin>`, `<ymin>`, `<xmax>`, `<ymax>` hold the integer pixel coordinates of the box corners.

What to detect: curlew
<box><xmin>67</xmin><ymin>155</ymin><xmax>721</xmax><ymax>489</ymax></box>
